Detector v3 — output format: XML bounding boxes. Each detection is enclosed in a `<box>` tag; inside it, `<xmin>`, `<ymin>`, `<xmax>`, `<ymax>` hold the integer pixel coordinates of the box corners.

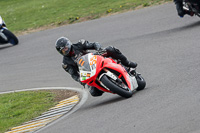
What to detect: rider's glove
<box><xmin>94</xmin><ymin>42</ymin><xmax>102</xmax><ymax>51</ymax></box>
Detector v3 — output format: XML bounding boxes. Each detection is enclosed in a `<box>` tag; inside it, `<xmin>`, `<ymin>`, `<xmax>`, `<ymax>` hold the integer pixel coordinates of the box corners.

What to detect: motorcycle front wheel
<box><xmin>100</xmin><ymin>75</ymin><xmax>133</xmax><ymax>98</ymax></box>
<box><xmin>2</xmin><ymin>29</ymin><xmax>18</xmax><ymax>45</ymax></box>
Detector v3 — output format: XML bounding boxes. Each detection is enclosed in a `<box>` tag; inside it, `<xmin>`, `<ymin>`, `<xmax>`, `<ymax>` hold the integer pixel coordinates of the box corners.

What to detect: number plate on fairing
<box><xmin>78</xmin><ymin>53</ymin><xmax>97</xmax><ymax>81</ymax></box>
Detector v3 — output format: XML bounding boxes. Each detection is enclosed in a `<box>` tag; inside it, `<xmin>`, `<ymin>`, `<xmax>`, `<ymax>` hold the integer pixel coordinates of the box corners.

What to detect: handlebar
<box><xmin>93</xmin><ymin>49</ymin><xmax>107</xmax><ymax>55</ymax></box>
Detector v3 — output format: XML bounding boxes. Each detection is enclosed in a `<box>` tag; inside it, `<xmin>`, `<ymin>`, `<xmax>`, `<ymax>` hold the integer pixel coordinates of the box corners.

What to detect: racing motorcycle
<box><xmin>77</xmin><ymin>51</ymin><xmax>146</xmax><ymax>98</ymax></box>
<box><xmin>0</xmin><ymin>16</ymin><xmax>18</xmax><ymax>45</ymax></box>
<box><xmin>183</xmin><ymin>0</ymin><xmax>200</xmax><ymax>17</ymax></box>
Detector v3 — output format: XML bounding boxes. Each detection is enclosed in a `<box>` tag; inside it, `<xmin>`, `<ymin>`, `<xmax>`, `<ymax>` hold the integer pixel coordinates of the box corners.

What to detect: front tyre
<box><xmin>2</xmin><ymin>29</ymin><xmax>18</xmax><ymax>45</ymax></box>
<box><xmin>100</xmin><ymin>75</ymin><xmax>133</xmax><ymax>98</ymax></box>
<box><xmin>136</xmin><ymin>75</ymin><xmax>146</xmax><ymax>91</ymax></box>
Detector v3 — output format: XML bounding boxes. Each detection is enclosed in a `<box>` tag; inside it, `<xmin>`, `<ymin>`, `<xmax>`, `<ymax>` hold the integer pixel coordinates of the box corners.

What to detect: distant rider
<box><xmin>174</xmin><ymin>0</ymin><xmax>199</xmax><ymax>17</ymax></box>
<box><xmin>55</xmin><ymin>37</ymin><xmax>137</xmax><ymax>97</ymax></box>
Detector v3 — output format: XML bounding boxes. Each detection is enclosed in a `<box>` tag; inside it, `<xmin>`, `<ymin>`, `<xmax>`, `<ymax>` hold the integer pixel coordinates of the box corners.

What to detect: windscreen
<box><xmin>78</xmin><ymin>53</ymin><xmax>97</xmax><ymax>81</ymax></box>
<box><xmin>77</xmin><ymin>54</ymin><xmax>91</xmax><ymax>71</ymax></box>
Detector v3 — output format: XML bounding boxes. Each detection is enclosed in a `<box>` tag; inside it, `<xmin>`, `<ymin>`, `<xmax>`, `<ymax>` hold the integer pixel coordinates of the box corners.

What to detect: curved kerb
<box><xmin>0</xmin><ymin>87</ymin><xmax>88</xmax><ymax>133</ymax></box>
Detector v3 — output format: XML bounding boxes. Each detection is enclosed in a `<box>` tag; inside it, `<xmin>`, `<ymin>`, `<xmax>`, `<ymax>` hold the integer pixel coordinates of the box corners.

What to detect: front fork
<box><xmin>99</xmin><ymin>68</ymin><xmax>137</xmax><ymax>91</ymax></box>
<box><xmin>0</xmin><ymin>27</ymin><xmax>8</xmax><ymax>41</ymax></box>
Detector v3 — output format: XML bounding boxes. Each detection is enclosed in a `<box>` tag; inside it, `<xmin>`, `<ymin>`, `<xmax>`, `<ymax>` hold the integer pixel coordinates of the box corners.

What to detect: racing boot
<box><xmin>126</xmin><ymin>61</ymin><xmax>137</xmax><ymax>76</ymax></box>
<box><xmin>128</xmin><ymin>61</ymin><xmax>137</xmax><ymax>68</ymax></box>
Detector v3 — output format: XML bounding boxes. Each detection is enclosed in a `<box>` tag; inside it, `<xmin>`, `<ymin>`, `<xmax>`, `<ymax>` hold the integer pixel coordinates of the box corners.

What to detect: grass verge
<box><xmin>0</xmin><ymin>90</ymin><xmax>77</xmax><ymax>133</ymax></box>
<box><xmin>0</xmin><ymin>0</ymin><xmax>171</xmax><ymax>35</ymax></box>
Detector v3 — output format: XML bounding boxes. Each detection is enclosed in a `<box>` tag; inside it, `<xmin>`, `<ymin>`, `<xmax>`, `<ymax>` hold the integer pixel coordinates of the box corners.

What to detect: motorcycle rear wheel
<box><xmin>100</xmin><ymin>75</ymin><xmax>133</xmax><ymax>98</ymax></box>
<box><xmin>136</xmin><ymin>75</ymin><xmax>146</xmax><ymax>91</ymax></box>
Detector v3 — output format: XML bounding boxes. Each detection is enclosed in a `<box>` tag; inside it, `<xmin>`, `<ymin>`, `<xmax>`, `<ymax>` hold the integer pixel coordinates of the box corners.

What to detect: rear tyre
<box><xmin>100</xmin><ymin>75</ymin><xmax>133</xmax><ymax>98</ymax></box>
<box><xmin>136</xmin><ymin>75</ymin><xmax>146</xmax><ymax>91</ymax></box>
<box><xmin>2</xmin><ymin>29</ymin><xmax>18</xmax><ymax>45</ymax></box>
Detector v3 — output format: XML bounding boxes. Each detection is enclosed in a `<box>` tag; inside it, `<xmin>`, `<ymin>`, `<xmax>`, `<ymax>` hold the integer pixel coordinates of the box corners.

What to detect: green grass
<box><xmin>0</xmin><ymin>91</ymin><xmax>56</xmax><ymax>133</ymax></box>
<box><xmin>0</xmin><ymin>0</ymin><xmax>171</xmax><ymax>34</ymax></box>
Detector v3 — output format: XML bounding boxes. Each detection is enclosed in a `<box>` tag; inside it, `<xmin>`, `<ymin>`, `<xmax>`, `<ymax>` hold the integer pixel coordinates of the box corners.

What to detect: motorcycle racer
<box><xmin>55</xmin><ymin>37</ymin><xmax>137</xmax><ymax>97</ymax></box>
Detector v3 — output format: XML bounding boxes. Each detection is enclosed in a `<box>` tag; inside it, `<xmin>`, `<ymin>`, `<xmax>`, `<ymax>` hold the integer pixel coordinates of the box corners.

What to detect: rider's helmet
<box><xmin>55</xmin><ymin>37</ymin><xmax>72</xmax><ymax>56</ymax></box>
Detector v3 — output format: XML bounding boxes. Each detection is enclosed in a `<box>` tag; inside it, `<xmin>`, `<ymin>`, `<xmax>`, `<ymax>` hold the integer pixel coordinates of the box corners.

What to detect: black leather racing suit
<box><xmin>62</xmin><ymin>40</ymin><xmax>136</xmax><ymax>96</ymax></box>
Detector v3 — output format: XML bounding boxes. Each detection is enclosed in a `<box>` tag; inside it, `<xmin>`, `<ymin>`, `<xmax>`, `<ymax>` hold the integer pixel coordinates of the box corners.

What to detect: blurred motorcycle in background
<box><xmin>0</xmin><ymin>16</ymin><xmax>18</xmax><ymax>45</ymax></box>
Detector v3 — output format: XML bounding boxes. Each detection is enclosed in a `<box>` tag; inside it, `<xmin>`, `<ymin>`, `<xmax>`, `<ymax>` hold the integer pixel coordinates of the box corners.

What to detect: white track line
<box><xmin>1</xmin><ymin>87</ymin><xmax>88</xmax><ymax>133</ymax></box>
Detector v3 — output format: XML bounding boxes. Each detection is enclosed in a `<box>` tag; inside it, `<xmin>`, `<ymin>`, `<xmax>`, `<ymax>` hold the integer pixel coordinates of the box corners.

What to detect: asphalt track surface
<box><xmin>1</xmin><ymin>2</ymin><xmax>200</xmax><ymax>133</ymax></box>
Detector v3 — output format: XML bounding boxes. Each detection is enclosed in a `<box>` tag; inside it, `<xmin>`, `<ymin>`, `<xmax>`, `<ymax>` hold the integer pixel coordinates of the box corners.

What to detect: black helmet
<box><xmin>55</xmin><ymin>37</ymin><xmax>72</xmax><ymax>56</ymax></box>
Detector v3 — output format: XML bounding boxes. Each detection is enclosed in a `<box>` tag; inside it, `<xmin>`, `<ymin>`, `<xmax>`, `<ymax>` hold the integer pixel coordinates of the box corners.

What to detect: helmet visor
<box><xmin>61</xmin><ymin>46</ymin><xmax>70</xmax><ymax>56</ymax></box>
